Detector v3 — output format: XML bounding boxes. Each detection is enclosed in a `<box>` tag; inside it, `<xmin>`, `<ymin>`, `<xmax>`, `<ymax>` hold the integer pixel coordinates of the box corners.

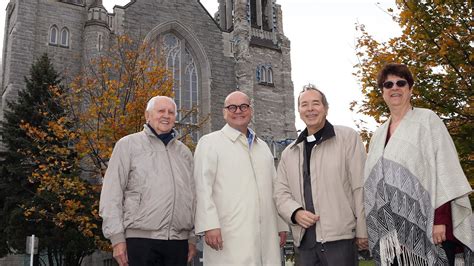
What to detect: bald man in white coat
<box><xmin>194</xmin><ymin>91</ymin><xmax>287</xmax><ymax>265</ymax></box>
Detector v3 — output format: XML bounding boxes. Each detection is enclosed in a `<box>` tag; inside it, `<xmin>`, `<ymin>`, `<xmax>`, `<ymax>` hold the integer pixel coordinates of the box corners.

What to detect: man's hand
<box><xmin>433</xmin><ymin>224</ymin><xmax>446</xmax><ymax>244</ymax></box>
<box><xmin>355</xmin><ymin>238</ymin><xmax>368</xmax><ymax>250</ymax></box>
<box><xmin>112</xmin><ymin>242</ymin><xmax>128</xmax><ymax>266</ymax></box>
<box><xmin>187</xmin><ymin>243</ymin><xmax>197</xmax><ymax>262</ymax></box>
<box><xmin>279</xmin><ymin>232</ymin><xmax>287</xmax><ymax>247</ymax></box>
<box><xmin>295</xmin><ymin>210</ymin><xmax>319</xmax><ymax>228</ymax></box>
<box><xmin>205</xmin><ymin>228</ymin><xmax>223</xmax><ymax>251</ymax></box>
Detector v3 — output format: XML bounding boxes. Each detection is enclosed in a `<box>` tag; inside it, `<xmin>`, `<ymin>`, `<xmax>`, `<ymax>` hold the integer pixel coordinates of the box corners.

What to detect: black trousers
<box><xmin>126</xmin><ymin>238</ymin><xmax>188</xmax><ymax>266</ymax></box>
<box><xmin>296</xmin><ymin>238</ymin><xmax>358</xmax><ymax>266</ymax></box>
<box><xmin>441</xmin><ymin>240</ymin><xmax>457</xmax><ymax>266</ymax></box>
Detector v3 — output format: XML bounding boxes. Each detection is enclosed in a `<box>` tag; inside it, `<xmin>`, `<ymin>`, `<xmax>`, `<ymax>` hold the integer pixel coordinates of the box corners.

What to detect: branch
<box><xmin>401</xmin><ymin>0</ymin><xmax>471</xmax><ymax>88</ymax></box>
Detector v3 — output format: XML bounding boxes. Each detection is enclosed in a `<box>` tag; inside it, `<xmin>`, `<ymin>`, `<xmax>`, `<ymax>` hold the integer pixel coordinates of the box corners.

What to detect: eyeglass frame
<box><xmin>224</xmin><ymin>103</ymin><xmax>251</xmax><ymax>113</ymax></box>
<box><xmin>383</xmin><ymin>79</ymin><xmax>408</xmax><ymax>89</ymax></box>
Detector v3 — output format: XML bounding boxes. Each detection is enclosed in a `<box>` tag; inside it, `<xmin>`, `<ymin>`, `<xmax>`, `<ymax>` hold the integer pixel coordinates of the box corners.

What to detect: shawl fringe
<box><xmin>454</xmin><ymin>254</ymin><xmax>465</xmax><ymax>266</ymax></box>
<box><xmin>380</xmin><ymin>230</ymin><xmax>402</xmax><ymax>266</ymax></box>
<box><xmin>380</xmin><ymin>230</ymin><xmax>431</xmax><ymax>266</ymax></box>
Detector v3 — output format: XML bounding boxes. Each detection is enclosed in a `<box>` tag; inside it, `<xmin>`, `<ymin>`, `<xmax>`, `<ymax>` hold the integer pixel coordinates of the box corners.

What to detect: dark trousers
<box><xmin>126</xmin><ymin>238</ymin><xmax>188</xmax><ymax>266</ymax></box>
<box><xmin>297</xmin><ymin>238</ymin><xmax>358</xmax><ymax>266</ymax></box>
<box><xmin>442</xmin><ymin>241</ymin><xmax>456</xmax><ymax>266</ymax></box>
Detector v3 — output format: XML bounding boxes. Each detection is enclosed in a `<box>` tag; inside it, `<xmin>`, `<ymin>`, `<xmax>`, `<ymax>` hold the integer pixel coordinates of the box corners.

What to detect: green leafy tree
<box><xmin>0</xmin><ymin>54</ymin><xmax>96</xmax><ymax>265</ymax></box>
<box><xmin>352</xmin><ymin>0</ymin><xmax>473</xmax><ymax>181</ymax></box>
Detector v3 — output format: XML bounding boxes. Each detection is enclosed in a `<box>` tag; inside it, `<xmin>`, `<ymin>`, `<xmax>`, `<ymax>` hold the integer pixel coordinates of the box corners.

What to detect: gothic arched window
<box><xmin>60</xmin><ymin>27</ymin><xmax>69</xmax><ymax>47</ymax></box>
<box><xmin>260</xmin><ymin>66</ymin><xmax>267</xmax><ymax>83</ymax></box>
<box><xmin>49</xmin><ymin>25</ymin><xmax>58</xmax><ymax>45</ymax></box>
<box><xmin>250</xmin><ymin>0</ymin><xmax>258</xmax><ymax>27</ymax></box>
<box><xmin>248</xmin><ymin>0</ymin><xmax>273</xmax><ymax>30</ymax></box>
<box><xmin>160</xmin><ymin>32</ymin><xmax>199</xmax><ymax>138</ymax></box>
<box><xmin>262</xmin><ymin>0</ymin><xmax>270</xmax><ymax>30</ymax></box>
<box><xmin>97</xmin><ymin>33</ymin><xmax>103</xmax><ymax>52</ymax></box>
<box><xmin>256</xmin><ymin>64</ymin><xmax>273</xmax><ymax>85</ymax></box>
<box><xmin>184</xmin><ymin>48</ymin><xmax>198</xmax><ymax>124</ymax></box>
<box><xmin>267</xmin><ymin>67</ymin><xmax>273</xmax><ymax>84</ymax></box>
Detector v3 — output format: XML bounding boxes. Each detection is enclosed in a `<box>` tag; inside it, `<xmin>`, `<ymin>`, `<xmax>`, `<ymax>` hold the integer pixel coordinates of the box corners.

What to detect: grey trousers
<box><xmin>296</xmin><ymin>238</ymin><xmax>358</xmax><ymax>266</ymax></box>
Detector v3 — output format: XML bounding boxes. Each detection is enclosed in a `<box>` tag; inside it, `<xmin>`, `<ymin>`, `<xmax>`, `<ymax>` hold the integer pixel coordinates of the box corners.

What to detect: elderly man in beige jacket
<box><xmin>99</xmin><ymin>96</ymin><xmax>196</xmax><ymax>266</ymax></box>
<box><xmin>274</xmin><ymin>85</ymin><xmax>368</xmax><ymax>266</ymax></box>
<box><xmin>194</xmin><ymin>91</ymin><xmax>287</xmax><ymax>265</ymax></box>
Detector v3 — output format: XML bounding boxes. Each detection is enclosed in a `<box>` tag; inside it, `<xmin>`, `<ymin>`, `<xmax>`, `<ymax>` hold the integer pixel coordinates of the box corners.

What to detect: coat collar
<box><xmin>143</xmin><ymin>124</ymin><xmax>178</xmax><ymax>141</ymax></box>
<box><xmin>221</xmin><ymin>123</ymin><xmax>257</xmax><ymax>143</ymax></box>
<box><xmin>291</xmin><ymin>120</ymin><xmax>335</xmax><ymax>149</ymax></box>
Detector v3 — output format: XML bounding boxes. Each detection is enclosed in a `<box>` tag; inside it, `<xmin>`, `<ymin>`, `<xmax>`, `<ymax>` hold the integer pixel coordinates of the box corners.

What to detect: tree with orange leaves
<box><xmin>0</xmin><ymin>54</ymin><xmax>96</xmax><ymax>265</ymax></box>
<box><xmin>70</xmin><ymin>34</ymin><xmax>206</xmax><ymax>177</ymax></box>
<box><xmin>69</xmin><ymin>35</ymin><xmax>175</xmax><ymax>178</ymax></box>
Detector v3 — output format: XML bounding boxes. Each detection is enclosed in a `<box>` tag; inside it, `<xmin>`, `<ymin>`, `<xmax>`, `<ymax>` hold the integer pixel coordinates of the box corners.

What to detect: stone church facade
<box><xmin>1</xmin><ymin>0</ymin><xmax>295</xmax><ymax>141</ymax></box>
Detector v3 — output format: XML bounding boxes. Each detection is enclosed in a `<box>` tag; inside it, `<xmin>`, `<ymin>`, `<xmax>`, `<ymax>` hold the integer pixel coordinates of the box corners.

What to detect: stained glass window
<box><xmin>161</xmin><ymin>33</ymin><xmax>199</xmax><ymax>140</ymax></box>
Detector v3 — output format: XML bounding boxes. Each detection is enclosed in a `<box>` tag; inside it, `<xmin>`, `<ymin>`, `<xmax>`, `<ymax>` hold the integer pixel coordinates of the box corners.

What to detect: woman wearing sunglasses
<box><xmin>363</xmin><ymin>63</ymin><xmax>473</xmax><ymax>265</ymax></box>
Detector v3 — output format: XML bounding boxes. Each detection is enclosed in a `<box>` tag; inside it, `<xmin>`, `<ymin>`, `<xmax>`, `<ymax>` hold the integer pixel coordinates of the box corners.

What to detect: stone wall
<box><xmin>1</xmin><ymin>0</ymin><xmax>86</xmax><ymax>121</ymax></box>
<box><xmin>1</xmin><ymin>0</ymin><xmax>39</xmax><ymax>121</ymax></box>
<box><xmin>231</xmin><ymin>0</ymin><xmax>296</xmax><ymax>140</ymax></box>
<box><xmin>34</xmin><ymin>1</ymin><xmax>86</xmax><ymax>84</ymax></box>
<box><xmin>250</xmin><ymin>43</ymin><xmax>295</xmax><ymax>140</ymax></box>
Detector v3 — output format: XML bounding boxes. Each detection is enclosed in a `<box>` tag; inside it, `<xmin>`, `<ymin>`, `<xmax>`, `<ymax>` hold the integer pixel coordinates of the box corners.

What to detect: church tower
<box><xmin>218</xmin><ymin>0</ymin><xmax>295</xmax><ymax>140</ymax></box>
<box><xmin>84</xmin><ymin>0</ymin><xmax>110</xmax><ymax>59</ymax></box>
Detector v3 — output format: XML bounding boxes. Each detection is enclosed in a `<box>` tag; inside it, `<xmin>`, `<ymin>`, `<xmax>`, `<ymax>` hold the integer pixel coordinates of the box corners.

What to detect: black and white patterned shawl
<box><xmin>364</xmin><ymin>108</ymin><xmax>473</xmax><ymax>266</ymax></box>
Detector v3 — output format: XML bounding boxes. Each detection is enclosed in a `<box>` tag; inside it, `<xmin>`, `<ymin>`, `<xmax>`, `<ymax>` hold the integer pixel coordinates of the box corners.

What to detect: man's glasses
<box><xmin>383</xmin><ymin>80</ymin><xmax>408</xmax><ymax>89</ymax></box>
<box><xmin>224</xmin><ymin>104</ymin><xmax>250</xmax><ymax>113</ymax></box>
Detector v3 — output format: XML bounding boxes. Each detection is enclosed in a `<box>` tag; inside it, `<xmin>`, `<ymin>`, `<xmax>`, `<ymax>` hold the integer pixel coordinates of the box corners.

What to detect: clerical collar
<box><xmin>305</xmin><ymin>126</ymin><xmax>324</xmax><ymax>144</ymax></box>
<box><xmin>306</xmin><ymin>135</ymin><xmax>317</xmax><ymax>142</ymax></box>
<box><xmin>293</xmin><ymin>120</ymin><xmax>336</xmax><ymax>148</ymax></box>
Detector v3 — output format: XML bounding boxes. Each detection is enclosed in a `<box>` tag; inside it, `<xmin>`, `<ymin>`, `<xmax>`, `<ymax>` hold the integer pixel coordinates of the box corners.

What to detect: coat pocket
<box><xmin>123</xmin><ymin>191</ymin><xmax>141</xmax><ymax>228</ymax></box>
<box><xmin>289</xmin><ymin>223</ymin><xmax>304</xmax><ymax>247</ymax></box>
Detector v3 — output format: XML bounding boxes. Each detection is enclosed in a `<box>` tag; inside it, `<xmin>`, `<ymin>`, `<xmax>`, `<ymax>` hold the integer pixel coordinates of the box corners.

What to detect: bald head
<box><xmin>224</xmin><ymin>91</ymin><xmax>250</xmax><ymax>106</ymax></box>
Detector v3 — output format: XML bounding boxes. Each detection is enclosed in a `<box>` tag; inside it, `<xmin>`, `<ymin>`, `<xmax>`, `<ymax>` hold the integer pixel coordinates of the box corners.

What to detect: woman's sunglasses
<box><xmin>383</xmin><ymin>80</ymin><xmax>408</xmax><ymax>89</ymax></box>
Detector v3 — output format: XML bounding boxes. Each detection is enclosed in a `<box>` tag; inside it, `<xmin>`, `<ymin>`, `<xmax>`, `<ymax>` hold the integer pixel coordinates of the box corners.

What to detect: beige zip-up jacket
<box><xmin>274</xmin><ymin>123</ymin><xmax>368</xmax><ymax>247</ymax></box>
<box><xmin>99</xmin><ymin>126</ymin><xmax>195</xmax><ymax>246</ymax></box>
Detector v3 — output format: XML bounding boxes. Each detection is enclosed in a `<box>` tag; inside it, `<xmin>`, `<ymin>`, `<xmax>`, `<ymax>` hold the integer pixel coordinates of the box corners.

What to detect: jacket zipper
<box><xmin>313</xmin><ymin>142</ymin><xmax>325</xmax><ymax>244</ymax></box>
<box><xmin>165</xmin><ymin>147</ymin><xmax>177</xmax><ymax>240</ymax></box>
<box><xmin>297</xmin><ymin>146</ymin><xmax>305</xmax><ymax>241</ymax></box>
<box><xmin>303</xmin><ymin>142</ymin><xmax>325</xmax><ymax>244</ymax></box>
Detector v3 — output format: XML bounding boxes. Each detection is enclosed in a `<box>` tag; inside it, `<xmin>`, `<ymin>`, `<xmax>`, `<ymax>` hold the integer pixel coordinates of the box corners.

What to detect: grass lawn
<box><xmin>359</xmin><ymin>260</ymin><xmax>375</xmax><ymax>266</ymax></box>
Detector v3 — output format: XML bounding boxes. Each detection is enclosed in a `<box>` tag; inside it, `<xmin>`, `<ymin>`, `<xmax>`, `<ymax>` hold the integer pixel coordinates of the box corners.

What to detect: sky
<box><xmin>0</xmin><ymin>0</ymin><xmax>401</xmax><ymax>132</ymax></box>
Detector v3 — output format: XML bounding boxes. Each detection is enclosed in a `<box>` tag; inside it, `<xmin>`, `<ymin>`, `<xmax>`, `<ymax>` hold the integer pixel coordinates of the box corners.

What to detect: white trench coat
<box><xmin>194</xmin><ymin>124</ymin><xmax>286</xmax><ymax>265</ymax></box>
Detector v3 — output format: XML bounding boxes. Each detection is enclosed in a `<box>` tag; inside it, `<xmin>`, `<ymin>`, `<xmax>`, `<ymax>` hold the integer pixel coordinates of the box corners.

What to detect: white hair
<box><xmin>145</xmin><ymin>95</ymin><xmax>177</xmax><ymax>113</ymax></box>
